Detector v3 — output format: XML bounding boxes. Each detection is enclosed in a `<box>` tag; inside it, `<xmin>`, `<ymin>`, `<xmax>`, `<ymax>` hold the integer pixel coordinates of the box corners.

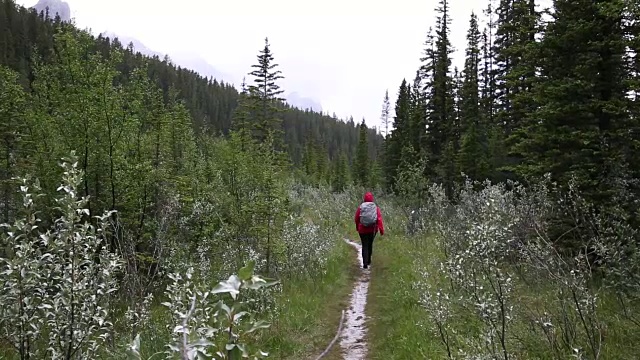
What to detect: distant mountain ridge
<box><xmin>99</xmin><ymin>32</ymin><xmax>163</xmax><ymax>58</ymax></box>
<box><xmin>99</xmin><ymin>31</ymin><xmax>233</xmax><ymax>84</ymax></box>
<box><xmin>99</xmin><ymin>32</ymin><xmax>325</xmax><ymax>112</ymax></box>
<box><xmin>32</xmin><ymin>0</ymin><xmax>70</xmax><ymax>21</ymax></box>
<box><xmin>31</xmin><ymin>0</ymin><xmax>324</xmax><ymax>113</ymax></box>
<box><xmin>286</xmin><ymin>92</ymin><xmax>323</xmax><ymax>112</ymax></box>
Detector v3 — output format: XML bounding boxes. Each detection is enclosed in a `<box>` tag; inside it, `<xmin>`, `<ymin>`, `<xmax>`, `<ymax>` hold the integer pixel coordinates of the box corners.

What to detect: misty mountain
<box><xmin>286</xmin><ymin>92</ymin><xmax>323</xmax><ymax>112</ymax></box>
<box><xmin>99</xmin><ymin>31</ymin><xmax>233</xmax><ymax>84</ymax></box>
<box><xmin>171</xmin><ymin>54</ymin><xmax>234</xmax><ymax>84</ymax></box>
<box><xmin>32</xmin><ymin>0</ymin><xmax>70</xmax><ymax>21</ymax></box>
<box><xmin>33</xmin><ymin>1</ymin><xmax>324</xmax><ymax>112</ymax></box>
<box><xmin>100</xmin><ymin>33</ymin><xmax>324</xmax><ymax>110</ymax></box>
<box><xmin>99</xmin><ymin>32</ymin><xmax>163</xmax><ymax>58</ymax></box>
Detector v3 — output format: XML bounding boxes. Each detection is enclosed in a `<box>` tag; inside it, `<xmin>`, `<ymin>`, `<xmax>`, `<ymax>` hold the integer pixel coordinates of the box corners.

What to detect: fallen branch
<box><xmin>314</xmin><ymin>309</ymin><xmax>346</xmax><ymax>360</ymax></box>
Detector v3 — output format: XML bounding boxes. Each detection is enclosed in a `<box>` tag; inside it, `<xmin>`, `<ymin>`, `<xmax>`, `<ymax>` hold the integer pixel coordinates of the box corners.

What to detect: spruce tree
<box><xmin>243</xmin><ymin>38</ymin><xmax>290</xmax><ymax>274</ymax></box>
<box><xmin>418</xmin><ymin>28</ymin><xmax>437</xmax><ymax>180</ymax></box>
<box><xmin>493</xmin><ymin>0</ymin><xmax>515</xmax><ymax>123</ymax></box>
<box><xmin>409</xmin><ymin>70</ymin><xmax>427</xmax><ymax>155</ymax></box>
<box><xmin>315</xmin><ymin>142</ymin><xmax>329</xmax><ymax>184</ymax></box>
<box><xmin>419</xmin><ymin>27</ymin><xmax>436</xmax><ymax>86</ymax></box>
<box><xmin>301</xmin><ymin>138</ymin><xmax>317</xmax><ymax>178</ymax></box>
<box><xmin>383</xmin><ymin>79</ymin><xmax>411</xmax><ymax>191</ymax></box>
<box><xmin>481</xmin><ymin>1</ymin><xmax>497</xmax><ymax>126</ymax></box>
<box><xmin>460</xmin><ymin>12</ymin><xmax>482</xmax><ymax>131</ymax></box>
<box><xmin>492</xmin><ymin>0</ymin><xmax>540</xmax><ymax>178</ymax></box>
<box><xmin>380</xmin><ymin>89</ymin><xmax>391</xmax><ymax>137</ymax></box>
<box><xmin>355</xmin><ymin>119</ymin><xmax>370</xmax><ymax>187</ymax></box>
<box><xmin>427</xmin><ymin>0</ymin><xmax>457</xmax><ymax>196</ymax></box>
<box><xmin>513</xmin><ymin>0</ymin><xmax>630</xmax><ymax>211</ymax></box>
<box><xmin>231</xmin><ymin>77</ymin><xmax>252</xmax><ymax>150</ymax></box>
<box><xmin>452</xmin><ymin>67</ymin><xmax>463</xmax><ymax>143</ymax></box>
<box><xmin>369</xmin><ymin>160</ymin><xmax>381</xmax><ymax>189</ymax></box>
<box><xmin>457</xmin><ymin>12</ymin><xmax>490</xmax><ymax>181</ymax></box>
<box><xmin>247</xmin><ymin>37</ymin><xmax>285</xmax><ymax>152</ymax></box>
<box><xmin>332</xmin><ymin>152</ymin><xmax>349</xmax><ymax>192</ymax></box>
<box><xmin>395</xmin><ymin>145</ymin><xmax>428</xmax><ymax>209</ymax></box>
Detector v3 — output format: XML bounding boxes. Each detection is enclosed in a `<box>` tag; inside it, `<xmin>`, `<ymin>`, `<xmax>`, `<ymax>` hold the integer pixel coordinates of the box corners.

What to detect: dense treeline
<box><xmin>384</xmin><ymin>0</ymin><xmax>640</xmax><ymax>252</ymax></box>
<box><xmin>0</xmin><ymin>0</ymin><xmax>383</xmax><ymax>178</ymax></box>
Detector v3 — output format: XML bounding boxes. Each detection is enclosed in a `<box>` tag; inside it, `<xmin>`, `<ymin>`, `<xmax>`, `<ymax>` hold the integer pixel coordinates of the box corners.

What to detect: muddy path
<box><xmin>339</xmin><ymin>239</ymin><xmax>370</xmax><ymax>360</ymax></box>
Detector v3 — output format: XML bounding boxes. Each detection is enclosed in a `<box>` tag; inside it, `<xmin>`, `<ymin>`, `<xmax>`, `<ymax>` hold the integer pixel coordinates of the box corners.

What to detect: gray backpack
<box><xmin>360</xmin><ymin>202</ymin><xmax>378</xmax><ymax>227</ymax></box>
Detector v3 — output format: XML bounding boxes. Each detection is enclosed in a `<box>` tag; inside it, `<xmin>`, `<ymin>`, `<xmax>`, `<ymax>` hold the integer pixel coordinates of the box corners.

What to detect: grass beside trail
<box><xmin>258</xmin><ymin>238</ymin><xmax>357</xmax><ymax>359</ymax></box>
<box><xmin>367</xmin><ymin>236</ymin><xmax>444</xmax><ymax>360</ymax></box>
<box><xmin>127</xmin><ymin>237</ymin><xmax>356</xmax><ymax>360</ymax></box>
<box><xmin>365</xmin><ymin>233</ymin><xmax>640</xmax><ymax>359</ymax></box>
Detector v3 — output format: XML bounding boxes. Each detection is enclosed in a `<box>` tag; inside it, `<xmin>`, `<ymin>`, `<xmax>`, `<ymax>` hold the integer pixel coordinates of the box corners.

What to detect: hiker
<box><xmin>354</xmin><ymin>192</ymin><xmax>385</xmax><ymax>269</ymax></box>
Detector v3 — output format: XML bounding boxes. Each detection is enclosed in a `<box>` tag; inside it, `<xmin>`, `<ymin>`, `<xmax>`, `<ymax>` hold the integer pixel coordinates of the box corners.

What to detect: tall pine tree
<box><xmin>457</xmin><ymin>12</ymin><xmax>490</xmax><ymax>181</ymax></box>
<box><xmin>355</xmin><ymin>119</ymin><xmax>370</xmax><ymax>187</ymax></box>
<box><xmin>493</xmin><ymin>0</ymin><xmax>539</xmax><ymax>134</ymax></box>
<box><xmin>493</xmin><ymin>0</ymin><xmax>540</xmax><ymax>179</ymax></box>
<box><xmin>418</xmin><ymin>28</ymin><xmax>437</xmax><ymax>180</ymax></box>
<box><xmin>332</xmin><ymin>152</ymin><xmax>349</xmax><ymax>192</ymax></box>
<box><xmin>513</xmin><ymin>0</ymin><xmax>630</xmax><ymax>217</ymax></box>
<box><xmin>231</xmin><ymin>77</ymin><xmax>252</xmax><ymax>150</ymax></box>
<box><xmin>481</xmin><ymin>1</ymin><xmax>497</xmax><ymax>126</ymax></box>
<box><xmin>460</xmin><ymin>12</ymin><xmax>482</xmax><ymax>131</ymax></box>
<box><xmin>383</xmin><ymin>79</ymin><xmax>411</xmax><ymax>191</ymax></box>
<box><xmin>247</xmin><ymin>37</ymin><xmax>285</xmax><ymax>153</ymax></box>
<box><xmin>427</xmin><ymin>0</ymin><xmax>457</xmax><ymax>196</ymax></box>
<box><xmin>409</xmin><ymin>70</ymin><xmax>427</xmax><ymax>155</ymax></box>
<box><xmin>380</xmin><ymin>89</ymin><xmax>391</xmax><ymax>137</ymax></box>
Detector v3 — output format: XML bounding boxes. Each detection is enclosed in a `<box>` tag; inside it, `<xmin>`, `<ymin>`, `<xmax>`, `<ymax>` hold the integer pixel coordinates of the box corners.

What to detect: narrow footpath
<box><xmin>339</xmin><ymin>239</ymin><xmax>370</xmax><ymax>360</ymax></box>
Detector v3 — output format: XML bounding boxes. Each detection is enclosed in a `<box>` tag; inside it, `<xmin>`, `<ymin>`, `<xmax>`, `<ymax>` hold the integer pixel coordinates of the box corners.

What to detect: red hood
<box><xmin>363</xmin><ymin>192</ymin><xmax>374</xmax><ymax>202</ymax></box>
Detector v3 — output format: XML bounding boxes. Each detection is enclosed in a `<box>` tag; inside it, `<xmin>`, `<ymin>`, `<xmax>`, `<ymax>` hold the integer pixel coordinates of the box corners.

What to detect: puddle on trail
<box><xmin>340</xmin><ymin>239</ymin><xmax>370</xmax><ymax>360</ymax></box>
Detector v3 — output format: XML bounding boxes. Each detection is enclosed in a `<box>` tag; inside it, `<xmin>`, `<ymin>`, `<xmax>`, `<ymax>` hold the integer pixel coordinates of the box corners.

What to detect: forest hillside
<box><xmin>0</xmin><ymin>0</ymin><xmax>384</xmax><ymax>178</ymax></box>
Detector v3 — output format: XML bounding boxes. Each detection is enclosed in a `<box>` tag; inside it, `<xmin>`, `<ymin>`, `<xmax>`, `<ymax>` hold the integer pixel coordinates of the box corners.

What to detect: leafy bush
<box><xmin>0</xmin><ymin>153</ymin><xmax>122</xmax><ymax>359</ymax></box>
<box><xmin>411</xmin><ymin>177</ymin><xmax>640</xmax><ymax>359</ymax></box>
<box><xmin>127</xmin><ymin>261</ymin><xmax>277</xmax><ymax>360</ymax></box>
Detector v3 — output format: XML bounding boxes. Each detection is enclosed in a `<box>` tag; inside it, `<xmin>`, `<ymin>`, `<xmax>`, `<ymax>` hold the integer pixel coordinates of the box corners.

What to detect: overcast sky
<box><xmin>18</xmin><ymin>0</ymin><xmax>511</xmax><ymax>131</ymax></box>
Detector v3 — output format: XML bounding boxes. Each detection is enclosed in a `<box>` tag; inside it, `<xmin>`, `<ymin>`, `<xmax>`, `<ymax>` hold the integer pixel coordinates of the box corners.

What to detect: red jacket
<box><xmin>354</xmin><ymin>192</ymin><xmax>385</xmax><ymax>235</ymax></box>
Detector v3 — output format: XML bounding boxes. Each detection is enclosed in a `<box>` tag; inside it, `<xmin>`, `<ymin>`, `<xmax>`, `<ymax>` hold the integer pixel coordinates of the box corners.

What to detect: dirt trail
<box><xmin>339</xmin><ymin>239</ymin><xmax>370</xmax><ymax>360</ymax></box>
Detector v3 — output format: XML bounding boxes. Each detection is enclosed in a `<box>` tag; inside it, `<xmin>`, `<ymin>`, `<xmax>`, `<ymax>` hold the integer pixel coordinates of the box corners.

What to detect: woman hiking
<box><xmin>354</xmin><ymin>192</ymin><xmax>385</xmax><ymax>269</ymax></box>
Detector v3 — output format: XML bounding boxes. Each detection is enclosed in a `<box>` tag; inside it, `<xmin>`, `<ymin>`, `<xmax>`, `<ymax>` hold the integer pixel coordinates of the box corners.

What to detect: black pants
<box><xmin>359</xmin><ymin>232</ymin><xmax>376</xmax><ymax>267</ymax></box>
